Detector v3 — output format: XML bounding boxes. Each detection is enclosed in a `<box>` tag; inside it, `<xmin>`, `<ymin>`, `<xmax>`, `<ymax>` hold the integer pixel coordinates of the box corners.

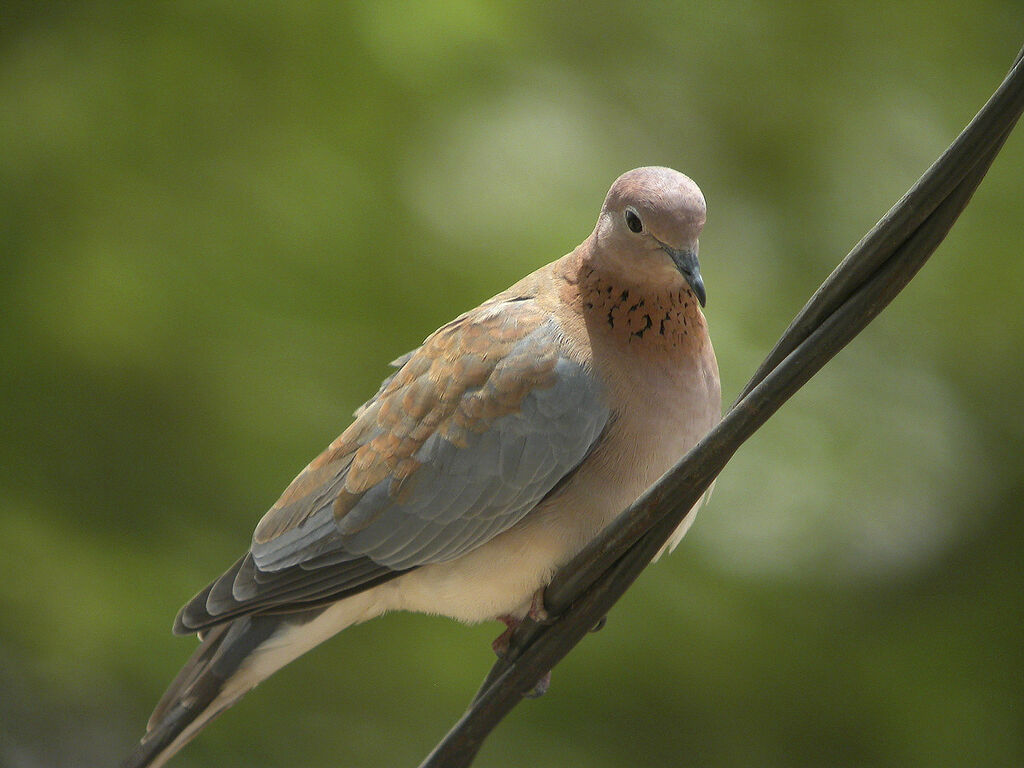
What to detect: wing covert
<box><xmin>249</xmin><ymin>300</ymin><xmax>607</xmax><ymax>573</ymax></box>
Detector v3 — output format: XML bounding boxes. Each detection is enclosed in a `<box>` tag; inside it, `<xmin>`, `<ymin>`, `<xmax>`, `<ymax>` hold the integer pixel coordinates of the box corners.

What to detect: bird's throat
<box><xmin>572</xmin><ymin>266</ymin><xmax>708</xmax><ymax>359</ymax></box>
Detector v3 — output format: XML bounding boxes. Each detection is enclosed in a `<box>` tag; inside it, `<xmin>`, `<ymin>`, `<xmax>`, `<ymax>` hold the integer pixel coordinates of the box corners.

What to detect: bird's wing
<box><xmin>175</xmin><ymin>296</ymin><xmax>609</xmax><ymax>634</ymax></box>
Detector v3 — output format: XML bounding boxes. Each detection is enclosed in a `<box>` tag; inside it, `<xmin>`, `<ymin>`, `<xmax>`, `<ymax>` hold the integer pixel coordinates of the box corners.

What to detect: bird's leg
<box><xmin>491</xmin><ymin>615</ymin><xmax>518</xmax><ymax>657</ymax></box>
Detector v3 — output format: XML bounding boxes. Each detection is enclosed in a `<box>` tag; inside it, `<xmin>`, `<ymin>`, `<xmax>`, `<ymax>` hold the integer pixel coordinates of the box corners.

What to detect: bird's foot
<box><xmin>491</xmin><ymin>615</ymin><xmax>518</xmax><ymax>657</ymax></box>
<box><xmin>524</xmin><ymin>670</ymin><xmax>552</xmax><ymax>699</ymax></box>
<box><xmin>492</xmin><ymin>588</ymin><xmax>557</xmax><ymax>656</ymax></box>
<box><xmin>491</xmin><ymin>619</ymin><xmax>553</xmax><ymax>697</ymax></box>
<box><xmin>491</xmin><ymin>589</ymin><xmax>558</xmax><ymax>697</ymax></box>
<box><xmin>527</xmin><ymin>588</ymin><xmax>554</xmax><ymax>625</ymax></box>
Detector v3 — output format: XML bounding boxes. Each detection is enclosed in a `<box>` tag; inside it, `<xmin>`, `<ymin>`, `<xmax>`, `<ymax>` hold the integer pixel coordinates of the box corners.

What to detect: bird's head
<box><xmin>593</xmin><ymin>166</ymin><xmax>707</xmax><ymax>306</ymax></box>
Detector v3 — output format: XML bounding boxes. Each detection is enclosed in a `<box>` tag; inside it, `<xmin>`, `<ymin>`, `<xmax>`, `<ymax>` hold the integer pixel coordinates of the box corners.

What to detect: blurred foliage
<box><xmin>1</xmin><ymin>3</ymin><xmax>1022</xmax><ymax>767</ymax></box>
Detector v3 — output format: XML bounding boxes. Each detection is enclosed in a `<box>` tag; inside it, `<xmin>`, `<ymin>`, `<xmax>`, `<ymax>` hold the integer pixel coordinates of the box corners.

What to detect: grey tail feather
<box><xmin>121</xmin><ymin>613</ymin><xmax>288</xmax><ymax>768</ymax></box>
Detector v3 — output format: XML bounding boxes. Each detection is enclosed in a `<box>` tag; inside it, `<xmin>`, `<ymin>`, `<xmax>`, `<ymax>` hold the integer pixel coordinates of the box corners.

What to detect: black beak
<box><xmin>662</xmin><ymin>244</ymin><xmax>706</xmax><ymax>307</ymax></box>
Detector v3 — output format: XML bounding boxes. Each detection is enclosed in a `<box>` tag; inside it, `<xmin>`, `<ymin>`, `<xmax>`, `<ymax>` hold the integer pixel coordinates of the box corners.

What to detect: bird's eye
<box><xmin>624</xmin><ymin>208</ymin><xmax>643</xmax><ymax>233</ymax></box>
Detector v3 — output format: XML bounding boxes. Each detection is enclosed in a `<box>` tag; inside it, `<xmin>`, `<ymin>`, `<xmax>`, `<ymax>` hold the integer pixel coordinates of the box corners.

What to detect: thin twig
<box><xmin>418</xmin><ymin>45</ymin><xmax>1024</xmax><ymax>768</ymax></box>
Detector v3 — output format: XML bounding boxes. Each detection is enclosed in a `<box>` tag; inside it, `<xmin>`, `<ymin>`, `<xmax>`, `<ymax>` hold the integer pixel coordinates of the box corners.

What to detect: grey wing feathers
<box><xmin>175</xmin><ymin>303</ymin><xmax>608</xmax><ymax>634</ymax></box>
<box><xmin>332</xmin><ymin>357</ymin><xmax>606</xmax><ymax>568</ymax></box>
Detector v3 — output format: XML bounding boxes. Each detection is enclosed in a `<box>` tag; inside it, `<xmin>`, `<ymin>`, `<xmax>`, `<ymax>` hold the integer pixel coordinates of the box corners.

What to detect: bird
<box><xmin>122</xmin><ymin>166</ymin><xmax>721</xmax><ymax>768</ymax></box>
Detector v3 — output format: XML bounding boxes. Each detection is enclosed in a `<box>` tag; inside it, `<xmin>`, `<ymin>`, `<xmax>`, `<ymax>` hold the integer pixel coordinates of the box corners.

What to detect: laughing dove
<box><xmin>123</xmin><ymin>166</ymin><xmax>721</xmax><ymax>768</ymax></box>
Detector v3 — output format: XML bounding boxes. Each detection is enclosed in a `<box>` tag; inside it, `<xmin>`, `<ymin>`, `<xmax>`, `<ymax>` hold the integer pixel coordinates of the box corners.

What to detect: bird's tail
<box><xmin>122</xmin><ymin>593</ymin><xmax>381</xmax><ymax>768</ymax></box>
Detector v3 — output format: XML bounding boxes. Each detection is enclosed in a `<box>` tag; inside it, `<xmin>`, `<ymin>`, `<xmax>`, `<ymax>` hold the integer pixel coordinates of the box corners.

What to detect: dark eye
<box><xmin>624</xmin><ymin>208</ymin><xmax>643</xmax><ymax>233</ymax></box>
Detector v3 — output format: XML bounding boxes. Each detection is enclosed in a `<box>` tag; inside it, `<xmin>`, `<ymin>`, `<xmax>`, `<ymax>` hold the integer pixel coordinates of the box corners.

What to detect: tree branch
<box><xmin>418</xmin><ymin>45</ymin><xmax>1024</xmax><ymax>768</ymax></box>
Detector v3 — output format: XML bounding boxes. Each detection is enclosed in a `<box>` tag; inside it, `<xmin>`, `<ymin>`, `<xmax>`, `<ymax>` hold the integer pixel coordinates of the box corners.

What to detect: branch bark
<box><xmin>418</xmin><ymin>45</ymin><xmax>1024</xmax><ymax>768</ymax></box>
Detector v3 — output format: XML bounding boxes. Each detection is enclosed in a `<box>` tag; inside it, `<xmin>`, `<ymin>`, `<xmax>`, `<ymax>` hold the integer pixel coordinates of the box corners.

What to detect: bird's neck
<box><xmin>556</xmin><ymin>248</ymin><xmax>709</xmax><ymax>360</ymax></box>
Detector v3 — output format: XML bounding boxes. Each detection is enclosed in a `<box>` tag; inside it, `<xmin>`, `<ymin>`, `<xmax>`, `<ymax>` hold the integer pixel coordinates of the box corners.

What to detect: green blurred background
<box><xmin>2</xmin><ymin>4</ymin><xmax>1022</xmax><ymax>767</ymax></box>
